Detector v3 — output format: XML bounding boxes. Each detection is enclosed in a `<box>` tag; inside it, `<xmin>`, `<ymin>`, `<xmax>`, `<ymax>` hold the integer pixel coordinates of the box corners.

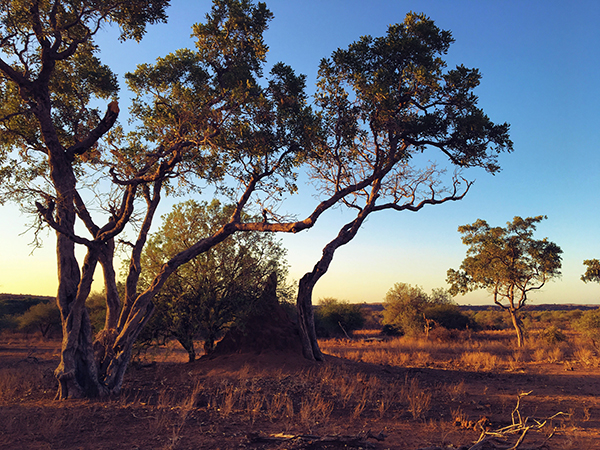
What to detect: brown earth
<box><xmin>1</xmin><ymin>334</ymin><xmax>600</xmax><ymax>450</ymax></box>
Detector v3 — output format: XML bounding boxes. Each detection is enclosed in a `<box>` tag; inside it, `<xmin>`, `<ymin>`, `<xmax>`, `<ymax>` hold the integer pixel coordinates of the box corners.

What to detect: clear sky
<box><xmin>1</xmin><ymin>0</ymin><xmax>599</xmax><ymax>306</ymax></box>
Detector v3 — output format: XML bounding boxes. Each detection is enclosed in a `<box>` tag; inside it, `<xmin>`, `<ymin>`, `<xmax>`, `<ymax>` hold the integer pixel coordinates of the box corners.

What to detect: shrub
<box><xmin>87</xmin><ymin>291</ymin><xmax>107</xmax><ymax>334</ymax></box>
<box><xmin>538</xmin><ymin>325</ymin><xmax>567</xmax><ymax>345</ymax></box>
<box><xmin>576</xmin><ymin>308</ymin><xmax>600</xmax><ymax>347</ymax></box>
<box><xmin>314</xmin><ymin>298</ymin><xmax>365</xmax><ymax>337</ymax></box>
<box><xmin>423</xmin><ymin>304</ymin><xmax>472</xmax><ymax>330</ymax></box>
<box><xmin>381</xmin><ymin>283</ymin><xmax>430</xmax><ymax>337</ymax></box>
<box><xmin>16</xmin><ymin>301</ymin><xmax>61</xmax><ymax>338</ymax></box>
<box><xmin>382</xmin><ymin>283</ymin><xmax>459</xmax><ymax>337</ymax></box>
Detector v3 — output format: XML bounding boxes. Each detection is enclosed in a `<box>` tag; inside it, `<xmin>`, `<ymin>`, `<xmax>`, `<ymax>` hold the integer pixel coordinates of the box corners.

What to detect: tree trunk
<box><xmin>509</xmin><ymin>308</ymin><xmax>524</xmax><ymax>348</ymax></box>
<box><xmin>297</xmin><ymin>273</ymin><xmax>324</xmax><ymax>361</ymax></box>
<box><xmin>203</xmin><ymin>335</ymin><xmax>216</xmax><ymax>355</ymax></box>
<box><xmin>295</xmin><ymin>192</ymin><xmax>378</xmax><ymax>361</ymax></box>
<box><xmin>101</xmin><ymin>302</ymin><xmax>155</xmax><ymax>394</ymax></box>
<box><xmin>54</xmin><ymin>248</ymin><xmax>103</xmax><ymax>399</ymax></box>
<box><xmin>177</xmin><ymin>335</ymin><xmax>196</xmax><ymax>362</ymax></box>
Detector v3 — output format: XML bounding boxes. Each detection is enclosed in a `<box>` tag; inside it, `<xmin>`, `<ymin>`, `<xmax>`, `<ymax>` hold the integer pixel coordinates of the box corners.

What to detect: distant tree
<box><xmin>314</xmin><ymin>298</ymin><xmax>365</xmax><ymax>338</ymax></box>
<box><xmin>139</xmin><ymin>200</ymin><xmax>290</xmax><ymax>361</ymax></box>
<box><xmin>582</xmin><ymin>259</ymin><xmax>600</xmax><ymax>284</ymax></box>
<box><xmin>381</xmin><ymin>284</ymin><xmax>464</xmax><ymax>337</ymax></box>
<box><xmin>576</xmin><ymin>308</ymin><xmax>600</xmax><ymax>348</ymax></box>
<box><xmin>447</xmin><ymin>216</ymin><xmax>562</xmax><ymax>347</ymax></box>
<box><xmin>17</xmin><ymin>301</ymin><xmax>61</xmax><ymax>339</ymax></box>
<box><xmin>382</xmin><ymin>283</ymin><xmax>430</xmax><ymax>336</ymax></box>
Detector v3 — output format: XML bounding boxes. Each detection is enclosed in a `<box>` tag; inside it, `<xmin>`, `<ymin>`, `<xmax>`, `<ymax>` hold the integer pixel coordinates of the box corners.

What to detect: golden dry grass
<box><xmin>2</xmin><ymin>327</ymin><xmax>600</xmax><ymax>449</ymax></box>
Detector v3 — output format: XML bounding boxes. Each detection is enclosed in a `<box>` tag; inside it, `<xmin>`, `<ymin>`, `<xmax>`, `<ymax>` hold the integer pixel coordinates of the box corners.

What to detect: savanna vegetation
<box><xmin>2</xmin><ymin>0</ymin><xmax>600</xmax><ymax>448</ymax></box>
<box><xmin>0</xmin><ymin>0</ymin><xmax>511</xmax><ymax>398</ymax></box>
<box><xmin>3</xmin><ymin>294</ymin><xmax>600</xmax><ymax>449</ymax></box>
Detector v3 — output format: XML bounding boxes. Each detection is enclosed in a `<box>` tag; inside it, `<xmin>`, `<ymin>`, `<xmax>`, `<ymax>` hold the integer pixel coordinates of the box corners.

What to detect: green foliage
<box><xmin>0</xmin><ymin>0</ymin><xmax>169</xmax><ymax>201</ymax></box>
<box><xmin>314</xmin><ymin>298</ymin><xmax>365</xmax><ymax>338</ymax></box>
<box><xmin>17</xmin><ymin>301</ymin><xmax>61</xmax><ymax>338</ymax></box>
<box><xmin>382</xmin><ymin>283</ymin><xmax>466</xmax><ymax>336</ymax></box>
<box><xmin>471</xmin><ymin>309</ymin><xmax>510</xmax><ymax>330</ymax></box>
<box><xmin>86</xmin><ymin>291</ymin><xmax>108</xmax><ymax>334</ymax></box>
<box><xmin>582</xmin><ymin>259</ymin><xmax>600</xmax><ymax>284</ymax></box>
<box><xmin>423</xmin><ymin>304</ymin><xmax>472</xmax><ymax>330</ymax></box>
<box><xmin>538</xmin><ymin>325</ymin><xmax>567</xmax><ymax>346</ymax></box>
<box><xmin>314</xmin><ymin>11</ymin><xmax>512</xmax><ymax>180</ymax></box>
<box><xmin>576</xmin><ymin>308</ymin><xmax>600</xmax><ymax>346</ymax></box>
<box><xmin>382</xmin><ymin>284</ymin><xmax>430</xmax><ymax>337</ymax></box>
<box><xmin>139</xmin><ymin>199</ymin><xmax>290</xmax><ymax>360</ymax></box>
<box><xmin>447</xmin><ymin>216</ymin><xmax>563</xmax><ymax>308</ymax></box>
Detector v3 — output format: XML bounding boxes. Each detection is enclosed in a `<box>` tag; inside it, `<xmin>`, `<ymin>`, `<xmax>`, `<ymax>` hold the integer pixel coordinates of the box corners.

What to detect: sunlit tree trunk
<box><xmin>509</xmin><ymin>308</ymin><xmax>525</xmax><ymax>348</ymax></box>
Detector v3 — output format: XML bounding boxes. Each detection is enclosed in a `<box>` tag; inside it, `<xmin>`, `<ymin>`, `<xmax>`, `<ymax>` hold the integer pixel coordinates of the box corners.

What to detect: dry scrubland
<box><xmin>2</xmin><ymin>324</ymin><xmax>600</xmax><ymax>449</ymax></box>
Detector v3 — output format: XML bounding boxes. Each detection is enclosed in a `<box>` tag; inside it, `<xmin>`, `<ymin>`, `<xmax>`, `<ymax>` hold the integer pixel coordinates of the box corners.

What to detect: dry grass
<box><xmin>2</xmin><ymin>327</ymin><xmax>600</xmax><ymax>449</ymax></box>
<box><xmin>319</xmin><ymin>329</ymin><xmax>600</xmax><ymax>374</ymax></box>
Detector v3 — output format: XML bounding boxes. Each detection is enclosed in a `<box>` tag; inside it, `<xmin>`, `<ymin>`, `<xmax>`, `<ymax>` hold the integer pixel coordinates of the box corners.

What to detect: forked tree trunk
<box><xmin>54</xmin><ymin>244</ymin><xmax>104</xmax><ymax>398</ymax></box>
<box><xmin>509</xmin><ymin>308</ymin><xmax>525</xmax><ymax>348</ymax></box>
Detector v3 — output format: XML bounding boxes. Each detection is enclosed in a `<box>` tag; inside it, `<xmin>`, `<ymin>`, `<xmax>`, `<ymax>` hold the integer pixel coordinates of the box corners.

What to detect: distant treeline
<box><xmin>359</xmin><ymin>302</ymin><xmax>599</xmax><ymax>313</ymax></box>
<box><xmin>0</xmin><ymin>293</ymin><xmax>54</xmax><ymax>317</ymax></box>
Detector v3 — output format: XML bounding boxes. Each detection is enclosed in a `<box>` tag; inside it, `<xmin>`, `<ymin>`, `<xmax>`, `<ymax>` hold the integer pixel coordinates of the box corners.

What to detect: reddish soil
<box><xmin>1</xmin><ymin>335</ymin><xmax>600</xmax><ymax>450</ymax></box>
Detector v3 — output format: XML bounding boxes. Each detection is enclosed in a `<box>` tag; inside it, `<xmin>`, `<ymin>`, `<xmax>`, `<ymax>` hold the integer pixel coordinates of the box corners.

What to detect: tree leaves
<box><xmin>447</xmin><ymin>216</ymin><xmax>563</xmax><ymax>310</ymax></box>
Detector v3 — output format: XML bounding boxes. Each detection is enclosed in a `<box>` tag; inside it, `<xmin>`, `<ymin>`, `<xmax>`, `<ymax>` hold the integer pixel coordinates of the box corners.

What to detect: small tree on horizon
<box><xmin>582</xmin><ymin>259</ymin><xmax>600</xmax><ymax>284</ymax></box>
<box><xmin>447</xmin><ymin>215</ymin><xmax>563</xmax><ymax>347</ymax></box>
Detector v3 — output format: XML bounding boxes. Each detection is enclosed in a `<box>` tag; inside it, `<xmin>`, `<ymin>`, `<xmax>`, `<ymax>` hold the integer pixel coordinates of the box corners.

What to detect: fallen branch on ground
<box><xmin>244</xmin><ymin>430</ymin><xmax>387</xmax><ymax>448</ymax></box>
<box><xmin>470</xmin><ymin>391</ymin><xmax>566</xmax><ymax>450</ymax></box>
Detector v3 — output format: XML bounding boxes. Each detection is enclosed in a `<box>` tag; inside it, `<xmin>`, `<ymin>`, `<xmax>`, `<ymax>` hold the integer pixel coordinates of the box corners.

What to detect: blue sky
<box><xmin>1</xmin><ymin>0</ymin><xmax>599</xmax><ymax>305</ymax></box>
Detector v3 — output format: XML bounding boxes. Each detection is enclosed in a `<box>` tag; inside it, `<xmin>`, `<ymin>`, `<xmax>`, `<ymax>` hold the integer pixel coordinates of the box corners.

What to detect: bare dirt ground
<box><xmin>1</xmin><ymin>336</ymin><xmax>600</xmax><ymax>450</ymax></box>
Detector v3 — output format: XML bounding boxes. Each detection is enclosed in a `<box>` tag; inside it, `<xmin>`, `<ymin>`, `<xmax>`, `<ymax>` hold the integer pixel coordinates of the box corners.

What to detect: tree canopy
<box><xmin>582</xmin><ymin>259</ymin><xmax>600</xmax><ymax>284</ymax></box>
<box><xmin>0</xmin><ymin>0</ymin><xmax>513</xmax><ymax>397</ymax></box>
<box><xmin>139</xmin><ymin>199</ymin><xmax>290</xmax><ymax>361</ymax></box>
<box><xmin>447</xmin><ymin>216</ymin><xmax>562</xmax><ymax>347</ymax></box>
<box><xmin>292</xmin><ymin>11</ymin><xmax>512</xmax><ymax>360</ymax></box>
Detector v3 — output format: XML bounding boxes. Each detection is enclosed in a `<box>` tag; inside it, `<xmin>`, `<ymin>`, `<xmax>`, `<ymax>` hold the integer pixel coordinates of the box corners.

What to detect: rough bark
<box><xmin>297</xmin><ymin>273</ymin><xmax>324</xmax><ymax>361</ymax></box>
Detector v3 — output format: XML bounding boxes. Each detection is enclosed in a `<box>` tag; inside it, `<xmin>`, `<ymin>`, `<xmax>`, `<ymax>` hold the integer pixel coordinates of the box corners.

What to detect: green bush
<box><xmin>16</xmin><ymin>301</ymin><xmax>61</xmax><ymax>338</ymax></box>
<box><xmin>576</xmin><ymin>308</ymin><xmax>600</xmax><ymax>346</ymax></box>
<box><xmin>381</xmin><ymin>283</ymin><xmax>463</xmax><ymax>336</ymax></box>
<box><xmin>86</xmin><ymin>291</ymin><xmax>107</xmax><ymax>334</ymax></box>
<box><xmin>314</xmin><ymin>298</ymin><xmax>365</xmax><ymax>338</ymax></box>
<box><xmin>538</xmin><ymin>325</ymin><xmax>567</xmax><ymax>345</ymax></box>
<box><xmin>423</xmin><ymin>304</ymin><xmax>472</xmax><ymax>330</ymax></box>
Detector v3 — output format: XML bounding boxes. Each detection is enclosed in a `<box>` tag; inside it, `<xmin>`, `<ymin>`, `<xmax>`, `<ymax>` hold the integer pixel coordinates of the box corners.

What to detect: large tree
<box><xmin>0</xmin><ymin>0</ymin><xmax>325</xmax><ymax>398</ymax></box>
<box><xmin>292</xmin><ymin>12</ymin><xmax>512</xmax><ymax>360</ymax></box>
<box><xmin>0</xmin><ymin>0</ymin><xmax>511</xmax><ymax>396</ymax></box>
<box><xmin>0</xmin><ymin>0</ymin><xmax>173</xmax><ymax>399</ymax></box>
<box><xmin>447</xmin><ymin>216</ymin><xmax>563</xmax><ymax>347</ymax></box>
<box><xmin>139</xmin><ymin>199</ymin><xmax>290</xmax><ymax>361</ymax></box>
